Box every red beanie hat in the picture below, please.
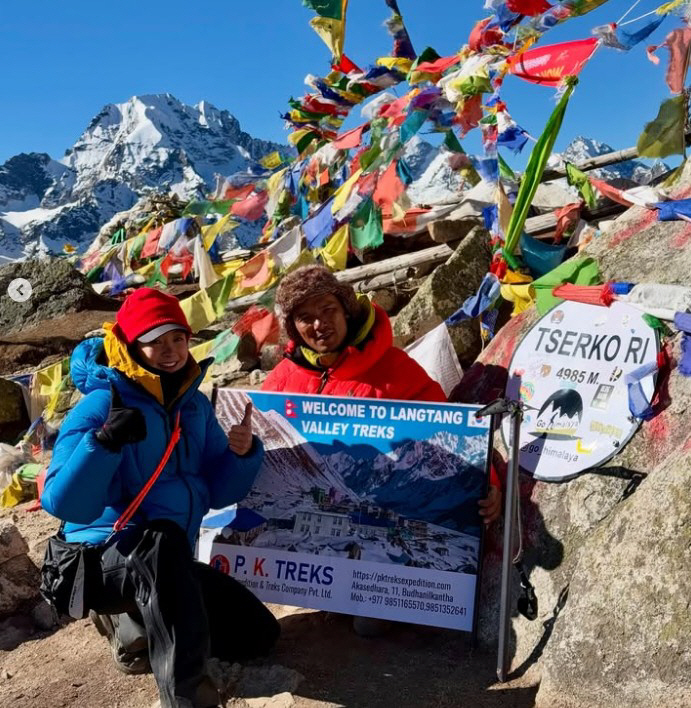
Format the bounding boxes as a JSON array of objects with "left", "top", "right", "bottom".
[{"left": 114, "top": 288, "right": 191, "bottom": 345}]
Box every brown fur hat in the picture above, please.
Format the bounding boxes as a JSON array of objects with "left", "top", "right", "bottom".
[{"left": 275, "top": 265, "right": 362, "bottom": 343}]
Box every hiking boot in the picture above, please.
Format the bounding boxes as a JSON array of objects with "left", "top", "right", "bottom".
[{"left": 89, "top": 611, "right": 151, "bottom": 675}]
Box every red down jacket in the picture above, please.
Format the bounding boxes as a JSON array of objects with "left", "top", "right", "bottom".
[
  {"left": 262, "top": 303, "right": 446, "bottom": 401},
  {"left": 262, "top": 303, "right": 500, "bottom": 489}
]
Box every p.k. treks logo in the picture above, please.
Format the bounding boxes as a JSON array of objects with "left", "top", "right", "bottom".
[{"left": 529, "top": 389, "right": 584, "bottom": 440}]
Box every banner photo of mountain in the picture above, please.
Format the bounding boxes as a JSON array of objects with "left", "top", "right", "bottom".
[{"left": 203, "top": 389, "right": 490, "bottom": 631}]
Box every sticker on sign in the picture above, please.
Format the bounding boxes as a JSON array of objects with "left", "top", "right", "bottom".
[{"left": 502, "top": 301, "right": 659, "bottom": 482}]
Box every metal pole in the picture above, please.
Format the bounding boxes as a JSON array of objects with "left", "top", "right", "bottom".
[
  {"left": 471, "top": 413, "right": 499, "bottom": 649},
  {"left": 496, "top": 405, "right": 522, "bottom": 682}
]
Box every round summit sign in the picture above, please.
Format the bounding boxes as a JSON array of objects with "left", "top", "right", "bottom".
[{"left": 502, "top": 300, "right": 659, "bottom": 482}]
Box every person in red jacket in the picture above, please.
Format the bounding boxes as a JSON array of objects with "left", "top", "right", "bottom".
[{"left": 262, "top": 265, "right": 501, "bottom": 635}]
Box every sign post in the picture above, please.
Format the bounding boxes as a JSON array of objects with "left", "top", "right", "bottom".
[
  {"left": 203, "top": 390, "right": 492, "bottom": 634},
  {"left": 502, "top": 301, "right": 659, "bottom": 481}
]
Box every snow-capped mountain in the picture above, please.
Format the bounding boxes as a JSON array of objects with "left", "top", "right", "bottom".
[
  {"left": 0, "top": 94, "right": 285, "bottom": 260},
  {"left": 550, "top": 136, "right": 668, "bottom": 184}
]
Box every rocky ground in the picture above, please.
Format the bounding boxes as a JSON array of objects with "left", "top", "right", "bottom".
[{"left": 0, "top": 503, "right": 538, "bottom": 708}]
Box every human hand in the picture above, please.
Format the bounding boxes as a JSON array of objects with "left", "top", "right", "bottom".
[
  {"left": 478, "top": 485, "right": 502, "bottom": 526},
  {"left": 228, "top": 402, "right": 253, "bottom": 456},
  {"left": 95, "top": 386, "right": 147, "bottom": 452}
]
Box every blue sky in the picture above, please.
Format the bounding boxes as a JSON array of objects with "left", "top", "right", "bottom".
[{"left": 0, "top": 1, "right": 679, "bottom": 165}]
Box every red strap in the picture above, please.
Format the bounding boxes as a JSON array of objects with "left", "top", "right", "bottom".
[{"left": 113, "top": 412, "right": 182, "bottom": 533}]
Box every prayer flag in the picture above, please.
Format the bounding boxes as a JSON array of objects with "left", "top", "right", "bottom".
[
  {"left": 332, "top": 123, "right": 369, "bottom": 149},
  {"left": 508, "top": 38, "right": 598, "bottom": 86},
  {"left": 236, "top": 251, "right": 274, "bottom": 290},
  {"left": 507, "top": 0, "right": 552, "bottom": 15},
  {"left": 230, "top": 191, "right": 269, "bottom": 221},
  {"left": 373, "top": 160, "right": 405, "bottom": 214},
  {"left": 565, "top": 163, "right": 597, "bottom": 209},
  {"left": 637, "top": 95, "right": 687, "bottom": 158},
  {"left": 180, "top": 290, "right": 217, "bottom": 332},
  {"left": 318, "top": 223, "right": 349, "bottom": 271},
  {"left": 648, "top": 28, "right": 691, "bottom": 94},
  {"left": 303, "top": 199, "right": 336, "bottom": 248},
  {"left": 266, "top": 226, "right": 303, "bottom": 270},
  {"left": 503, "top": 81, "right": 576, "bottom": 264},
  {"left": 259, "top": 151, "right": 284, "bottom": 169},
  {"left": 589, "top": 177, "right": 634, "bottom": 207},
  {"left": 140, "top": 227, "right": 163, "bottom": 260},
  {"left": 351, "top": 198, "right": 384, "bottom": 250}
]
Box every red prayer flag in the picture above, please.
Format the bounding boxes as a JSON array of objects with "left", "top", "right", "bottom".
[
  {"left": 224, "top": 184, "right": 255, "bottom": 201},
  {"left": 507, "top": 0, "right": 552, "bottom": 15},
  {"left": 468, "top": 19, "right": 505, "bottom": 52},
  {"left": 373, "top": 161, "right": 404, "bottom": 216},
  {"left": 161, "top": 251, "right": 194, "bottom": 280},
  {"left": 230, "top": 191, "right": 269, "bottom": 221},
  {"left": 140, "top": 227, "right": 163, "bottom": 260},
  {"left": 508, "top": 38, "right": 598, "bottom": 86},
  {"left": 554, "top": 202, "right": 582, "bottom": 243},
  {"left": 648, "top": 28, "right": 691, "bottom": 95},
  {"left": 332, "top": 123, "right": 369, "bottom": 150},
  {"left": 232, "top": 306, "right": 280, "bottom": 350},
  {"left": 589, "top": 177, "right": 634, "bottom": 207},
  {"left": 414, "top": 54, "right": 462, "bottom": 74},
  {"left": 332, "top": 54, "right": 362, "bottom": 74}
]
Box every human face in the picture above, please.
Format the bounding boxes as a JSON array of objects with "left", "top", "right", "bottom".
[
  {"left": 136, "top": 329, "right": 189, "bottom": 373},
  {"left": 292, "top": 293, "right": 349, "bottom": 353}
]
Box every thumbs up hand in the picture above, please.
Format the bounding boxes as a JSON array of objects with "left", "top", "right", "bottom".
[{"left": 228, "top": 402, "right": 253, "bottom": 456}]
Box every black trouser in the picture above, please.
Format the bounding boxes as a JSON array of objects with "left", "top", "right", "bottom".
[{"left": 91, "top": 520, "right": 280, "bottom": 707}]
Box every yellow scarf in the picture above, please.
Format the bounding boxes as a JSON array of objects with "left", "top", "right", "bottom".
[{"left": 102, "top": 322, "right": 201, "bottom": 406}]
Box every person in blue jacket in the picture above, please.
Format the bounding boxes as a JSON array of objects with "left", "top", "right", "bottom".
[{"left": 42, "top": 287, "right": 279, "bottom": 708}]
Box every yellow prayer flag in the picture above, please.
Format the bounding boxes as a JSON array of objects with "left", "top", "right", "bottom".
[
  {"left": 179, "top": 290, "right": 218, "bottom": 332},
  {"left": 288, "top": 128, "right": 314, "bottom": 147},
  {"left": 189, "top": 340, "right": 215, "bottom": 362},
  {"left": 309, "top": 16, "right": 345, "bottom": 59},
  {"left": 36, "top": 359, "right": 67, "bottom": 397},
  {"left": 213, "top": 259, "right": 245, "bottom": 277},
  {"left": 331, "top": 169, "right": 362, "bottom": 214},
  {"left": 259, "top": 151, "right": 284, "bottom": 169},
  {"left": 202, "top": 214, "right": 238, "bottom": 251},
  {"left": 500, "top": 283, "right": 535, "bottom": 317},
  {"left": 318, "top": 224, "right": 349, "bottom": 271},
  {"left": 376, "top": 56, "right": 414, "bottom": 73}
]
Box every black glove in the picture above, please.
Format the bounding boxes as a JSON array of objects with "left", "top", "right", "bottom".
[{"left": 95, "top": 386, "right": 147, "bottom": 452}]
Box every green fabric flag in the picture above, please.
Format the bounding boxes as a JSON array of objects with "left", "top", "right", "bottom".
[
  {"left": 110, "top": 227, "right": 126, "bottom": 245},
  {"left": 637, "top": 95, "right": 687, "bottom": 159},
  {"left": 565, "top": 162, "right": 597, "bottom": 209},
  {"left": 532, "top": 257, "right": 601, "bottom": 315},
  {"left": 503, "top": 80, "right": 576, "bottom": 266},
  {"left": 129, "top": 232, "right": 147, "bottom": 261},
  {"left": 86, "top": 266, "right": 104, "bottom": 283},
  {"left": 145, "top": 258, "right": 167, "bottom": 287},
  {"left": 498, "top": 153, "right": 516, "bottom": 182},
  {"left": 211, "top": 330, "right": 240, "bottom": 364},
  {"left": 302, "top": 0, "right": 342, "bottom": 18},
  {"left": 444, "top": 129, "right": 464, "bottom": 153},
  {"left": 351, "top": 198, "right": 383, "bottom": 251},
  {"left": 567, "top": 0, "right": 610, "bottom": 17},
  {"left": 207, "top": 273, "right": 235, "bottom": 317}
]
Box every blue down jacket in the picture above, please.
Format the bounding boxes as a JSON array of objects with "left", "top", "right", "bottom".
[{"left": 42, "top": 338, "right": 263, "bottom": 546}]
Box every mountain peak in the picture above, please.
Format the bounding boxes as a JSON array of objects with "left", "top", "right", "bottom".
[{"left": 0, "top": 94, "right": 285, "bottom": 259}]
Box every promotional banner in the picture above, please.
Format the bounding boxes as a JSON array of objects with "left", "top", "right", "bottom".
[
  {"left": 508, "top": 38, "right": 599, "bottom": 86},
  {"left": 203, "top": 391, "right": 491, "bottom": 632},
  {"left": 503, "top": 301, "right": 659, "bottom": 482}
]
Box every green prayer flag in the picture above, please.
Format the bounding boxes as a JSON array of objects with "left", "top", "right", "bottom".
[
  {"left": 210, "top": 330, "right": 240, "bottom": 364},
  {"left": 350, "top": 198, "right": 383, "bottom": 251},
  {"left": 130, "top": 232, "right": 147, "bottom": 261},
  {"left": 503, "top": 80, "right": 576, "bottom": 265},
  {"left": 498, "top": 153, "right": 516, "bottom": 182},
  {"left": 637, "top": 95, "right": 687, "bottom": 159},
  {"left": 444, "top": 129, "right": 464, "bottom": 153},
  {"left": 207, "top": 273, "right": 235, "bottom": 317},
  {"left": 532, "top": 257, "right": 601, "bottom": 315},
  {"left": 302, "top": 0, "right": 343, "bottom": 19},
  {"left": 110, "top": 227, "right": 126, "bottom": 245},
  {"left": 86, "top": 266, "right": 104, "bottom": 283},
  {"left": 145, "top": 258, "right": 167, "bottom": 287},
  {"left": 565, "top": 163, "right": 597, "bottom": 209}
]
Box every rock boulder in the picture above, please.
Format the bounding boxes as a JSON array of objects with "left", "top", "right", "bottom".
[{"left": 392, "top": 226, "right": 491, "bottom": 367}]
